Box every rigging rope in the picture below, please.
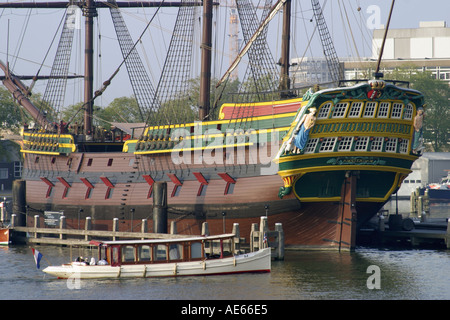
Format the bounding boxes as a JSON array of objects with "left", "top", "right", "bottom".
[
  {"left": 108, "top": 0, "right": 159, "bottom": 122},
  {"left": 67, "top": 0, "right": 166, "bottom": 128}
]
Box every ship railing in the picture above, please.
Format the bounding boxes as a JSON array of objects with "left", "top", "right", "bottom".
[{"left": 338, "top": 79, "right": 410, "bottom": 88}]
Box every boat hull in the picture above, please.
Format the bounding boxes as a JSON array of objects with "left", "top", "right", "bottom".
[
  {"left": 421, "top": 188, "right": 450, "bottom": 201},
  {"left": 43, "top": 247, "right": 271, "bottom": 279},
  {"left": 21, "top": 149, "right": 389, "bottom": 249},
  {"left": 0, "top": 228, "right": 9, "bottom": 246}
]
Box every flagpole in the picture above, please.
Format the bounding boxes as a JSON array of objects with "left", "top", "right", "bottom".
[{"left": 31, "top": 247, "right": 52, "bottom": 269}]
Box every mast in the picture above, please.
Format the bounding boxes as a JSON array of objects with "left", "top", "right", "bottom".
[
  {"left": 199, "top": 0, "right": 213, "bottom": 121},
  {"left": 375, "top": 0, "right": 395, "bottom": 79},
  {"left": 279, "top": 0, "right": 291, "bottom": 95},
  {"left": 83, "top": 0, "right": 97, "bottom": 137},
  {"left": 0, "top": 1, "right": 204, "bottom": 133}
]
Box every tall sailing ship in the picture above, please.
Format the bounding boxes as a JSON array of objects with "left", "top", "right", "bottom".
[{"left": 0, "top": 0, "right": 425, "bottom": 250}]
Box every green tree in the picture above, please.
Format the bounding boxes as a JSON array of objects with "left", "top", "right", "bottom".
[
  {"left": 385, "top": 67, "right": 450, "bottom": 151},
  {"left": 0, "top": 87, "right": 30, "bottom": 131}
]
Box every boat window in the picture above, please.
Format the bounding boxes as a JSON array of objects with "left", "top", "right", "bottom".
[
  {"left": 363, "top": 102, "right": 377, "bottom": 117},
  {"left": 111, "top": 246, "right": 120, "bottom": 265},
  {"left": 331, "top": 102, "right": 348, "bottom": 118},
  {"left": 154, "top": 244, "right": 167, "bottom": 261},
  {"left": 399, "top": 139, "right": 409, "bottom": 154},
  {"left": 348, "top": 102, "right": 363, "bottom": 118},
  {"left": 169, "top": 244, "right": 183, "bottom": 261},
  {"left": 391, "top": 103, "right": 403, "bottom": 119},
  {"left": 370, "top": 137, "right": 383, "bottom": 152},
  {"left": 138, "top": 245, "right": 152, "bottom": 262},
  {"left": 337, "top": 137, "right": 353, "bottom": 151},
  {"left": 404, "top": 103, "right": 413, "bottom": 120},
  {"left": 377, "top": 102, "right": 390, "bottom": 118},
  {"left": 385, "top": 138, "right": 397, "bottom": 153},
  {"left": 190, "top": 242, "right": 203, "bottom": 259},
  {"left": 122, "top": 245, "right": 135, "bottom": 262},
  {"left": 354, "top": 137, "right": 369, "bottom": 151},
  {"left": 303, "top": 138, "right": 319, "bottom": 154},
  {"left": 317, "top": 103, "right": 332, "bottom": 119},
  {"left": 319, "top": 137, "right": 337, "bottom": 152}
]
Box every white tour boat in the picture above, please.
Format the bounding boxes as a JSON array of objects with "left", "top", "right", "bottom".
[{"left": 43, "top": 234, "right": 271, "bottom": 279}]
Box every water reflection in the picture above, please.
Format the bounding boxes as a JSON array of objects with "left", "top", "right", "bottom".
[{"left": 1, "top": 244, "right": 449, "bottom": 300}]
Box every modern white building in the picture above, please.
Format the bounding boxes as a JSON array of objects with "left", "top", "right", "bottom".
[{"left": 344, "top": 21, "right": 450, "bottom": 84}]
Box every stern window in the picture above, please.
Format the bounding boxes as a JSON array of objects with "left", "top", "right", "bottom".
[
  {"left": 317, "top": 103, "right": 332, "bottom": 119},
  {"left": 348, "top": 102, "right": 363, "bottom": 118},
  {"left": 363, "top": 102, "right": 377, "bottom": 118},
  {"left": 331, "top": 102, "right": 348, "bottom": 118}
]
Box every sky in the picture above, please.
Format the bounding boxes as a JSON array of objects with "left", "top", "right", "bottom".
[{"left": 1, "top": 0, "right": 449, "bottom": 109}]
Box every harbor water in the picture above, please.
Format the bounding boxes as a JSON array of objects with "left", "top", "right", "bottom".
[{"left": 1, "top": 244, "right": 449, "bottom": 301}]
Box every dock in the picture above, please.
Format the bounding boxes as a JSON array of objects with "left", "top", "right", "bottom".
[
  {"left": 358, "top": 213, "right": 450, "bottom": 249},
  {"left": 6, "top": 214, "right": 285, "bottom": 259}
]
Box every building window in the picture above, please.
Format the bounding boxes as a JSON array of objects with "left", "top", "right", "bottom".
[
  {"left": 363, "top": 102, "right": 377, "bottom": 118},
  {"left": 14, "top": 162, "right": 22, "bottom": 178},
  {"left": 338, "top": 137, "right": 353, "bottom": 151},
  {"left": 319, "top": 137, "right": 337, "bottom": 152},
  {"left": 348, "top": 102, "right": 363, "bottom": 118},
  {"left": 317, "top": 103, "right": 332, "bottom": 119},
  {"left": 0, "top": 168, "right": 8, "bottom": 180}
]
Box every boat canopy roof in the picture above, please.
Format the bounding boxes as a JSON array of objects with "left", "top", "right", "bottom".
[{"left": 89, "top": 233, "right": 236, "bottom": 246}]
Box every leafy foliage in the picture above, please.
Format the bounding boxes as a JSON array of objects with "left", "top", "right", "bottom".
[{"left": 385, "top": 67, "right": 450, "bottom": 151}]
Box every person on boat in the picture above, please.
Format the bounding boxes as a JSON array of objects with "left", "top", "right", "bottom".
[
  {"left": 292, "top": 107, "right": 317, "bottom": 152},
  {"left": 412, "top": 107, "right": 424, "bottom": 154},
  {"left": 97, "top": 259, "right": 108, "bottom": 265}
]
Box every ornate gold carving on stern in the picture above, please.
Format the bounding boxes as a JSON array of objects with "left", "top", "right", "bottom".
[
  {"left": 278, "top": 174, "right": 298, "bottom": 199},
  {"left": 367, "top": 79, "right": 385, "bottom": 100}
]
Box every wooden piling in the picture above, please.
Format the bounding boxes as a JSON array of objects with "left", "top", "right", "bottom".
[
  {"left": 153, "top": 182, "right": 167, "bottom": 233},
  {"left": 170, "top": 221, "right": 177, "bottom": 234},
  {"left": 85, "top": 217, "right": 92, "bottom": 241},
  {"left": 33, "top": 215, "right": 40, "bottom": 238},
  {"left": 275, "top": 223, "right": 284, "bottom": 260},
  {"left": 232, "top": 223, "right": 240, "bottom": 254},
  {"left": 250, "top": 223, "right": 259, "bottom": 252},
  {"left": 113, "top": 217, "right": 119, "bottom": 240},
  {"left": 12, "top": 180, "right": 26, "bottom": 226},
  {"left": 259, "top": 216, "right": 268, "bottom": 249},
  {"left": 201, "top": 222, "right": 210, "bottom": 236},
  {"left": 59, "top": 216, "right": 66, "bottom": 240}
]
